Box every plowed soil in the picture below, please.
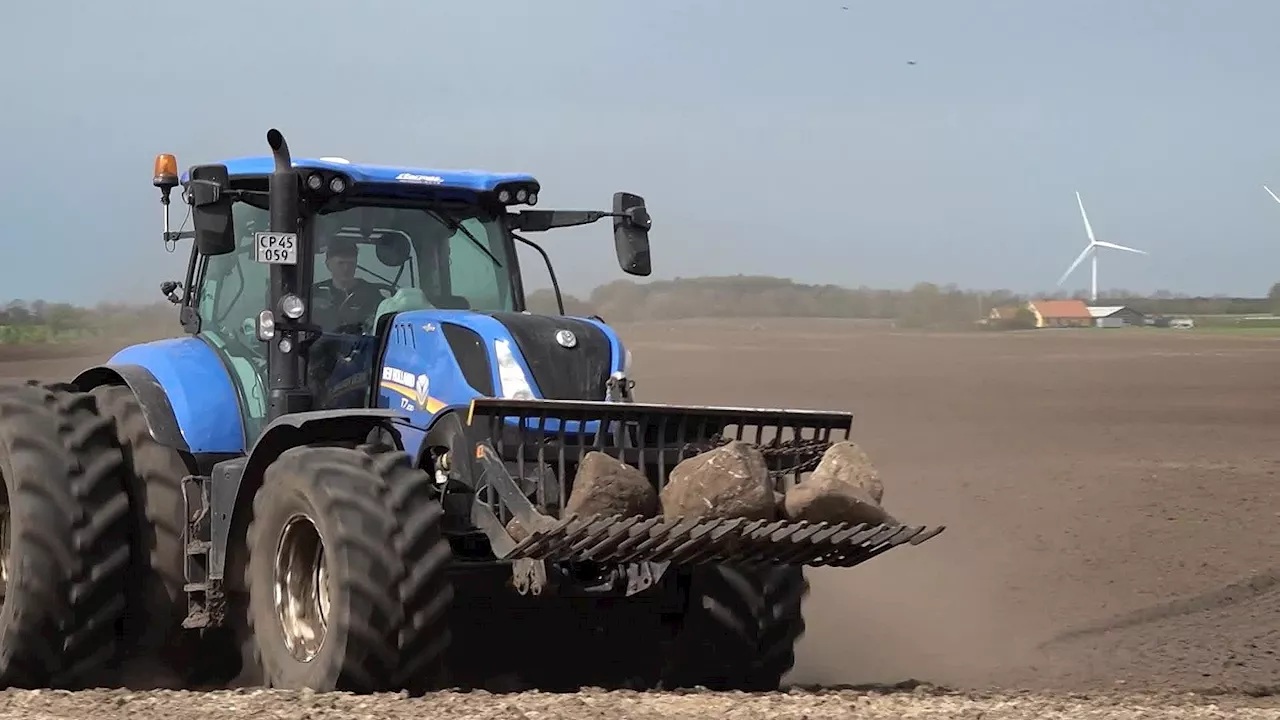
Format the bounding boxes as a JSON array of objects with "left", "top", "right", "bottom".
[{"left": 3, "top": 318, "right": 1278, "bottom": 718}]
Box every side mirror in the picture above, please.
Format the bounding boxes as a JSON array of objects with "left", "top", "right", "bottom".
[
  {"left": 612, "top": 192, "right": 652, "bottom": 277},
  {"left": 189, "top": 164, "right": 236, "bottom": 256}
]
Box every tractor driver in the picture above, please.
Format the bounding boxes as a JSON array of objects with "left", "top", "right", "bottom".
[{"left": 310, "top": 237, "right": 390, "bottom": 334}]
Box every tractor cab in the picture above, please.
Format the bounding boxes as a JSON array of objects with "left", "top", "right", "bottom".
[{"left": 151, "top": 132, "right": 652, "bottom": 443}]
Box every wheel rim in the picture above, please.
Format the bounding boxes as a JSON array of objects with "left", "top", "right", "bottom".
[{"left": 274, "top": 513, "right": 329, "bottom": 663}]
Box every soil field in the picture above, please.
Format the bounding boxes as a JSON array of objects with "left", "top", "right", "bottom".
[{"left": 2, "top": 318, "right": 1279, "bottom": 718}]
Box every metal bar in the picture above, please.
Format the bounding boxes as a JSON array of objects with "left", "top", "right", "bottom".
[
  {"left": 501, "top": 513, "right": 945, "bottom": 569},
  {"left": 489, "top": 445, "right": 828, "bottom": 475},
  {"left": 582, "top": 516, "right": 664, "bottom": 561},
  {"left": 468, "top": 397, "right": 854, "bottom": 428},
  {"left": 470, "top": 501, "right": 519, "bottom": 559},
  {"left": 473, "top": 443, "right": 558, "bottom": 533}
]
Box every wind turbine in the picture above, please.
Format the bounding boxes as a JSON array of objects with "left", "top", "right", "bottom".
[
  {"left": 1056, "top": 191, "right": 1148, "bottom": 303},
  {"left": 1264, "top": 185, "right": 1280, "bottom": 205}
]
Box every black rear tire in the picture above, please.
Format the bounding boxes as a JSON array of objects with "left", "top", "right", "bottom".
[
  {"left": 661, "top": 563, "right": 809, "bottom": 691},
  {"left": 247, "top": 445, "right": 452, "bottom": 692},
  {"left": 0, "top": 383, "right": 131, "bottom": 688},
  {"left": 88, "top": 384, "right": 193, "bottom": 686}
]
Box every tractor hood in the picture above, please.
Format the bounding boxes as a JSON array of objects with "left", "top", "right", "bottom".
[{"left": 370, "top": 309, "right": 627, "bottom": 421}]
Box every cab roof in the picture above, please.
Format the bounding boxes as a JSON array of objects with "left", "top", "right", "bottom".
[{"left": 180, "top": 155, "right": 538, "bottom": 193}]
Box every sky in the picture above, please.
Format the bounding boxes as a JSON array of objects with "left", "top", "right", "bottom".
[{"left": 3, "top": 0, "right": 1280, "bottom": 305}]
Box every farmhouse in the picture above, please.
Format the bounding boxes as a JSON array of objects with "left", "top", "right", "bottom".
[
  {"left": 987, "top": 305, "right": 1025, "bottom": 322},
  {"left": 1028, "top": 299, "right": 1093, "bottom": 328},
  {"left": 1088, "top": 305, "right": 1146, "bottom": 328}
]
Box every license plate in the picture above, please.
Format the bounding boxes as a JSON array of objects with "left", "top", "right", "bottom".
[{"left": 254, "top": 232, "right": 298, "bottom": 265}]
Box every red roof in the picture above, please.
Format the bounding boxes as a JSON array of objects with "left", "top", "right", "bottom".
[{"left": 1031, "top": 299, "right": 1092, "bottom": 319}]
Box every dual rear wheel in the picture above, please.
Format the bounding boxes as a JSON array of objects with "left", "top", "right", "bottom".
[
  {"left": 0, "top": 382, "right": 454, "bottom": 693},
  {"left": 0, "top": 383, "right": 131, "bottom": 689}
]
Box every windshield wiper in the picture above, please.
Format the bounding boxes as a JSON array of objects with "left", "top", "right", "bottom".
[{"left": 424, "top": 208, "right": 503, "bottom": 268}]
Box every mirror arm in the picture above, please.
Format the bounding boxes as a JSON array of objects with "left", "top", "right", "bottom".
[
  {"left": 512, "top": 233, "right": 565, "bottom": 315},
  {"left": 512, "top": 209, "right": 632, "bottom": 232}
]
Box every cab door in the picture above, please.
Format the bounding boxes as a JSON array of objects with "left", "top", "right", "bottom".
[{"left": 193, "top": 202, "right": 271, "bottom": 446}]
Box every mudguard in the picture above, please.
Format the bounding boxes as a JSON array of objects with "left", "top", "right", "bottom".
[
  {"left": 213, "top": 408, "right": 414, "bottom": 582},
  {"left": 74, "top": 336, "right": 245, "bottom": 454}
]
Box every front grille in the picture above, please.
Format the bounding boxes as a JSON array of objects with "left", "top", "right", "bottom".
[{"left": 489, "top": 312, "right": 612, "bottom": 401}]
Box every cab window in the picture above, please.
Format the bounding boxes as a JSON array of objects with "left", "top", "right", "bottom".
[{"left": 197, "top": 201, "right": 270, "bottom": 350}]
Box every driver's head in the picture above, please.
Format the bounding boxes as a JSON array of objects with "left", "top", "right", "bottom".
[{"left": 325, "top": 238, "right": 359, "bottom": 288}]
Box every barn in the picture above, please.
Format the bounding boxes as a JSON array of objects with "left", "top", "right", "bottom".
[
  {"left": 1088, "top": 305, "right": 1146, "bottom": 328},
  {"left": 1028, "top": 299, "right": 1094, "bottom": 328}
]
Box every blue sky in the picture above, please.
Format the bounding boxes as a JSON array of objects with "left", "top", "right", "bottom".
[{"left": 3, "top": 0, "right": 1279, "bottom": 304}]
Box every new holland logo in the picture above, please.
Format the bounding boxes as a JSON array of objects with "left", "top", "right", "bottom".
[
  {"left": 382, "top": 366, "right": 431, "bottom": 409},
  {"left": 414, "top": 373, "right": 430, "bottom": 407},
  {"left": 383, "top": 366, "right": 416, "bottom": 387},
  {"left": 555, "top": 329, "right": 577, "bottom": 348}
]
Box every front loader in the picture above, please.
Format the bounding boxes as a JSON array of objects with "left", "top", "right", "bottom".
[{"left": 0, "top": 128, "right": 943, "bottom": 693}]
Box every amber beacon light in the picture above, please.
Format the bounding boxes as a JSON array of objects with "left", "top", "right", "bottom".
[{"left": 153, "top": 153, "right": 179, "bottom": 190}]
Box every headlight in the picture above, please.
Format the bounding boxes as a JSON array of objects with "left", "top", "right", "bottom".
[
  {"left": 280, "top": 293, "right": 305, "bottom": 319},
  {"left": 493, "top": 339, "right": 536, "bottom": 400},
  {"left": 256, "top": 310, "right": 275, "bottom": 341}
]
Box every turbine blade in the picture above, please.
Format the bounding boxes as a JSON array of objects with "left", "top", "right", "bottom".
[
  {"left": 1094, "top": 240, "right": 1148, "bottom": 255},
  {"left": 1057, "top": 245, "right": 1093, "bottom": 286},
  {"left": 1076, "top": 191, "right": 1098, "bottom": 244},
  {"left": 1265, "top": 185, "right": 1280, "bottom": 205}
]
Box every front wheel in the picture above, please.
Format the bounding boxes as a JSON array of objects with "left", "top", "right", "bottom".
[{"left": 247, "top": 446, "right": 408, "bottom": 692}]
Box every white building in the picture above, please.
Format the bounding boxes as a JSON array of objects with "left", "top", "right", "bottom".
[{"left": 1088, "top": 305, "right": 1145, "bottom": 328}]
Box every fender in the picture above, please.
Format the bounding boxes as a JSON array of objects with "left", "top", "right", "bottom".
[
  {"left": 73, "top": 363, "right": 191, "bottom": 454},
  {"left": 77, "top": 336, "right": 246, "bottom": 454},
  {"left": 415, "top": 406, "right": 472, "bottom": 474},
  {"left": 213, "top": 408, "right": 410, "bottom": 584}
]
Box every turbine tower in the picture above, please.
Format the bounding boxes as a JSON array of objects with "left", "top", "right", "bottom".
[{"left": 1056, "top": 191, "right": 1148, "bottom": 303}]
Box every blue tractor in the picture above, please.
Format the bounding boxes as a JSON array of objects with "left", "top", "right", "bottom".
[{"left": 0, "top": 129, "right": 942, "bottom": 693}]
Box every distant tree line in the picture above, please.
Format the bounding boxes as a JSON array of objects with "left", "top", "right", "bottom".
[
  {"left": 527, "top": 276, "right": 1280, "bottom": 329},
  {"left": 0, "top": 300, "right": 172, "bottom": 344},
  {"left": 5, "top": 276, "right": 1280, "bottom": 344}
]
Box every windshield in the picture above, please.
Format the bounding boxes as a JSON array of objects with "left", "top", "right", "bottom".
[
  {"left": 309, "top": 203, "right": 516, "bottom": 315},
  {"left": 194, "top": 199, "right": 521, "bottom": 428},
  {"left": 198, "top": 199, "right": 520, "bottom": 355}
]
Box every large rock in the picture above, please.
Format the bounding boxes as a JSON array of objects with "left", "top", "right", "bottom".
[
  {"left": 660, "top": 440, "right": 777, "bottom": 521},
  {"left": 783, "top": 483, "right": 894, "bottom": 526},
  {"left": 815, "top": 440, "right": 884, "bottom": 503},
  {"left": 783, "top": 441, "right": 895, "bottom": 525},
  {"left": 563, "top": 451, "right": 659, "bottom": 518}
]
